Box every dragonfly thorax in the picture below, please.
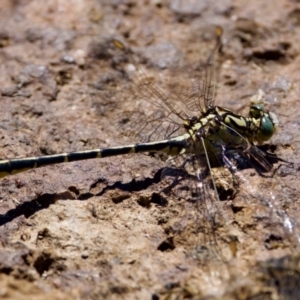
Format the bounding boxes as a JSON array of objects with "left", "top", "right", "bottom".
[{"left": 205, "top": 105, "right": 279, "bottom": 145}]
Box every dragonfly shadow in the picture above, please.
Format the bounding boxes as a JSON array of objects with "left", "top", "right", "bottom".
[
  {"left": 0, "top": 169, "right": 166, "bottom": 226},
  {"left": 88, "top": 169, "right": 168, "bottom": 206},
  {"left": 0, "top": 193, "right": 66, "bottom": 226}
]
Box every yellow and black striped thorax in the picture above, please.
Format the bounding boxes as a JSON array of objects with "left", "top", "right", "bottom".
[
  {"left": 183, "top": 104, "right": 278, "bottom": 147},
  {"left": 216, "top": 104, "right": 278, "bottom": 144}
]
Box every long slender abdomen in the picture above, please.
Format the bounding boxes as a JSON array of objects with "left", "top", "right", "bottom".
[{"left": 0, "top": 137, "right": 188, "bottom": 178}]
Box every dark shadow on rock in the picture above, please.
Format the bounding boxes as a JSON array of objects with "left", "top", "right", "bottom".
[
  {"left": 0, "top": 191, "right": 75, "bottom": 226},
  {"left": 0, "top": 170, "right": 164, "bottom": 226}
]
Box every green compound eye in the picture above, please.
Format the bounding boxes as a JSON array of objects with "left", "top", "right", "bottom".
[
  {"left": 249, "top": 104, "right": 279, "bottom": 143},
  {"left": 258, "top": 111, "right": 279, "bottom": 142},
  {"left": 258, "top": 115, "right": 276, "bottom": 141}
]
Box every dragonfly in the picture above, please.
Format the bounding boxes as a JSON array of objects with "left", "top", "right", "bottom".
[
  {"left": 0, "top": 29, "right": 278, "bottom": 180},
  {"left": 0, "top": 86, "right": 278, "bottom": 175},
  {"left": 0, "top": 28, "right": 283, "bottom": 261}
]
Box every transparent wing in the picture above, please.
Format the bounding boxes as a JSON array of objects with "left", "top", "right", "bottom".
[
  {"left": 113, "top": 64, "right": 217, "bottom": 142},
  {"left": 109, "top": 34, "right": 220, "bottom": 143},
  {"left": 178, "top": 25, "right": 222, "bottom": 112},
  {"left": 113, "top": 66, "right": 189, "bottom": 142},
  {"left": 160, "top": 137, "right": 234, "bottom": 261},
  {"left": 167, "top": 64, "right": 216, "bottom": 113}
]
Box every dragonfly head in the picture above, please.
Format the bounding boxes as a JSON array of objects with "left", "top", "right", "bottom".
[{"left": 249, "top": 104, "right": 279, "bottom": 144}]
